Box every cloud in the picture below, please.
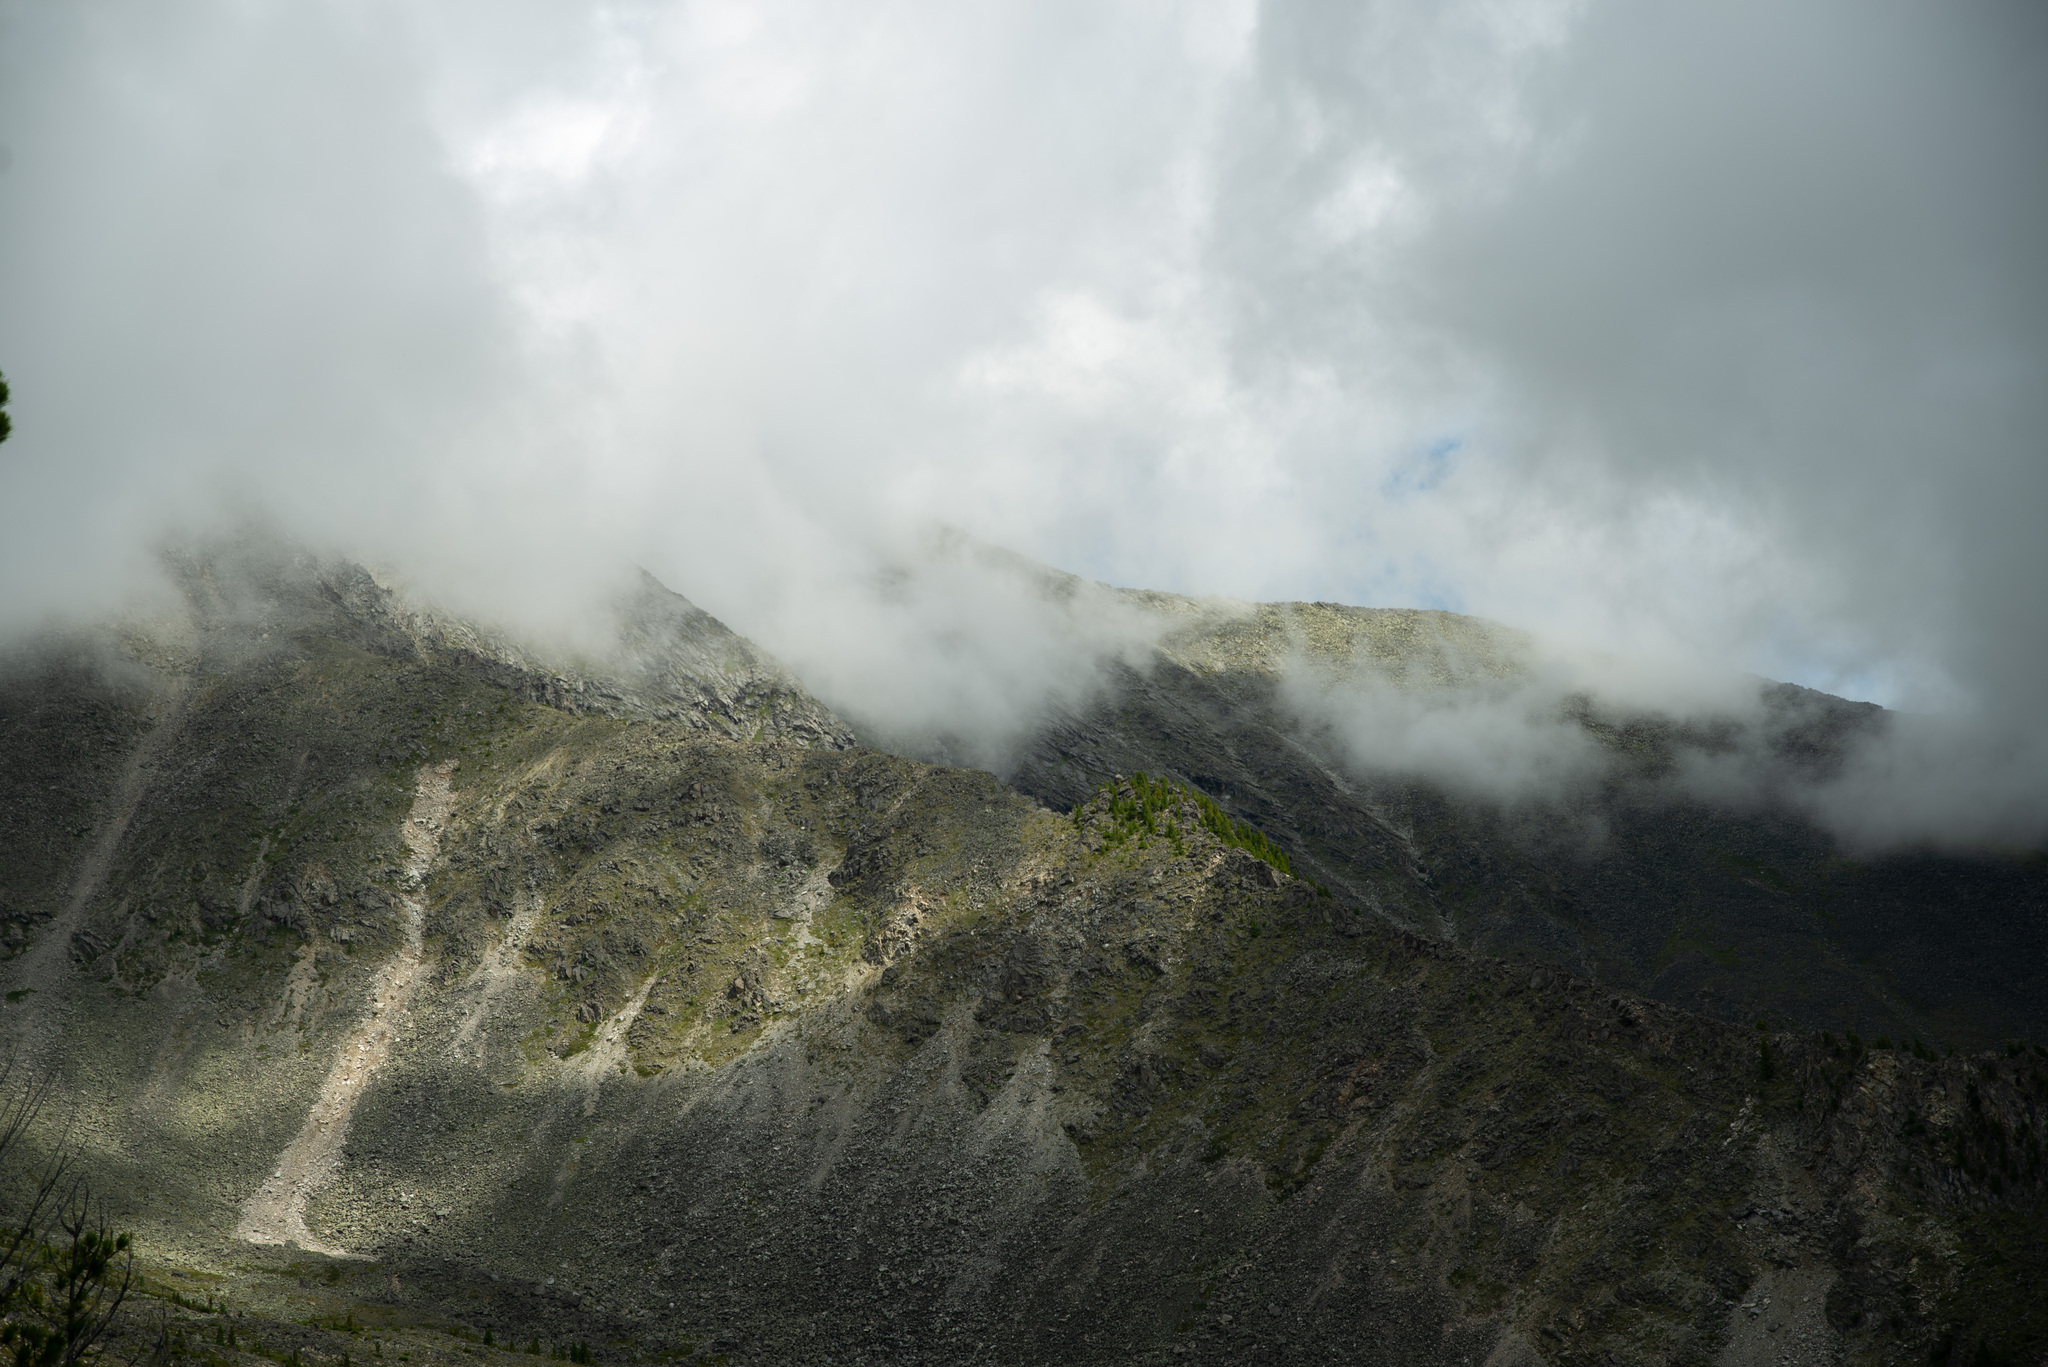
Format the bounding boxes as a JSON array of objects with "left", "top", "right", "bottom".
[
  {"left": 1271, "top": 619, "right": 1769, "bottom": 813},
  {"left": 758, "top": 530, "right": 1178, "bottom": 775},
  {"left": 0, "top": 0, "right": 2042, "bottom": 843}
]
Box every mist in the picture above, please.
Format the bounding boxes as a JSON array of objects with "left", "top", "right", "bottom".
[{"left": 0, "top": 0, "right": 2043, "bottom": 847}]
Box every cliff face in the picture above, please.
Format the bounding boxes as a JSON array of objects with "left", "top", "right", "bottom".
[{"left": 0, "top": 547, "right": 2043, "bottom": 1367}]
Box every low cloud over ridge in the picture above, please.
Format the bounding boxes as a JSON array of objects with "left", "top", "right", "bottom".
[{"left": 0, "top": 0, "right": 2042, "bottom": 846}]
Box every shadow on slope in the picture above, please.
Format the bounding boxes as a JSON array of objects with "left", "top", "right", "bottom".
[{"left": 998, "top": 627, "right": 2048, "bottom": 1051}]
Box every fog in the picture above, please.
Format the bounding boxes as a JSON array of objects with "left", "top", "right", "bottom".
[{"left": 0, "top": 0, "right": 2042, "bottom": 846}]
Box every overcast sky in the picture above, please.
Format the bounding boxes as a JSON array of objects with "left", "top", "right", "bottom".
[{"left": 2, "top": 0, "right": 2044, "bottom": 837}]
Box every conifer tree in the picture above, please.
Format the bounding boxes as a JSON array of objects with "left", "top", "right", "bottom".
[{"left": 0, "top": 1066, "right": 137, "bottom": 1367}]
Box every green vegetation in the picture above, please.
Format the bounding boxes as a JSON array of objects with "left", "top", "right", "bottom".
[
  {"left": 1657, "top": 923, "right": 1739, "bottom": 971},
  {"left": 0, "top": 1073, "right": 137, "bottom": 1367},
  {"left": 1084, "top": 772, "right": 1292, "bottom": 877}
]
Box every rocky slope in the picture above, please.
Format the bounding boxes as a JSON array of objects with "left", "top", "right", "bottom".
[
  {"left": 941, "top": 568, "right": 2048, "bottom": 1053},
  {"left": 0, "top": 544, "right": 2043, "bottom": 1367}
]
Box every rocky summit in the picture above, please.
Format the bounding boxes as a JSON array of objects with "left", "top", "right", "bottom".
[{"left": 0, "top": 539, "right": 2043, "bottom": 1367}]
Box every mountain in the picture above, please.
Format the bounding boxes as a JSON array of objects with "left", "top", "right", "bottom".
[
  {"left": 870, "top": 540, "right": 2047, "bottom": 1050},
  {"left": 0, "top": 537, "right": 2042, "bottom": 1367}
]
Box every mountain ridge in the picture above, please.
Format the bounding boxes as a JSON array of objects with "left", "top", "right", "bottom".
[
  {"left": 886, "top": 553, "right": 2044, "bottom": 1051},
  {"left": 0, "top": 537, "right": 2042, "bottom": 1367}
]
